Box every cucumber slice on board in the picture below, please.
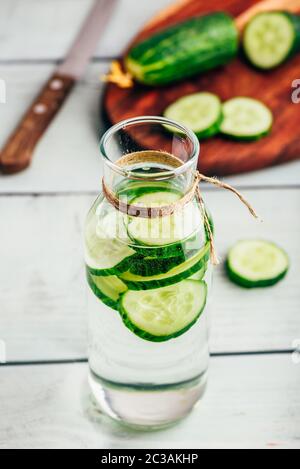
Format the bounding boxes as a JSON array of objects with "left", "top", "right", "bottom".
[
  {"left": 87, "top": 272, "right": 127, "bottom": 310},
  {"left": 220, "top": 97, "right": 273, "bottom": 141},
  {"left": 120, "top": 243, "right": 210, "bottom": 290},
  {"left": 119, "top": 280, "right": 207, "bottom": 342},
  {"left": 164, "top": 92, "right": 223, "bottom": 139},
  {"left": 226, "top": 239, "right": 289, "bottom": 288},
  {"left": 243, "top": 12, "right": 300, "bottom": 70},
  {"left": 85, "top": 212, "right": 137, "bottom": 276}
]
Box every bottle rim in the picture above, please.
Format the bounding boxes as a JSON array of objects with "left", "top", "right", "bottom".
[{"left": 99, "top": 116, "right": 200, "bottom": 180}]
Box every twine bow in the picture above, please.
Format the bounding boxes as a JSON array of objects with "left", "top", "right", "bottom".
[{"left": 102, "top": 152, "right": 259, "bottom": 265}]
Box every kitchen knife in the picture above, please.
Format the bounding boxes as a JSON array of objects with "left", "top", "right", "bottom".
[{"left": 0, "top": 0, "right": 118, "bottom": 174}]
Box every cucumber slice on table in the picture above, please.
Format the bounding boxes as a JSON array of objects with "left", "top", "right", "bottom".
[
  {"left": 164, "top": 92, "right": 223, "bottom": 139},
  {"left": 120, "top": 242, "right": 210, "bottom": 290},
  {"left": 226, "top": 239, "right": 289, "bottom": 288},
  {"left": 119, "top": 280, "right": 207, "bottom": 342},
  {"left": 243, "top": 12, "right": 300, "bottom": 70},
  {"left": 85, "top": 212, "right": 137, "bottom": 276},
  {"left": 220, "top": 97, "right": 273, "bottom": 141},
  {"left": 87, "top": 272, "right": 127, "bottom": 310}
]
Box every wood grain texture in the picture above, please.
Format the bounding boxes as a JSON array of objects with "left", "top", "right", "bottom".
[
  {"left": 0, "top": 189, "right": 299, "bottom": 362},
  {"left": 1, "top": 63, "right": 300, "bottom": 194},
  {"left": 104, "top": 0, "right": 300, "bottom": 176},
  {"left": 0, "top": 355, "right": 299, "bottom": 448},
  {"left": 0, "top": 73, "right": 75, "bottom": 174}
]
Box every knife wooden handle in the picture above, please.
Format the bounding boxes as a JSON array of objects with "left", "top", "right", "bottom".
[{"left": 0, "top": 73, "right": 75, "bottom": 174}]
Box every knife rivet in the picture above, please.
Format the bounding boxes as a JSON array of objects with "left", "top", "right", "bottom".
[
  {"left": 50, "top": 79, "right": 63, "bottom": 90},
  {"left": 34, "top": 103, "right": 47, "bottom": 114}
]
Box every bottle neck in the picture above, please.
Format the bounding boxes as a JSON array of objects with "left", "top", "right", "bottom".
[{"left": 102, "top": 150, "right": 197, "bottom": 196}]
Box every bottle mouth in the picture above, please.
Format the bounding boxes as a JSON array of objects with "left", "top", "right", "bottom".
[{"left": 99, "top": 116, "right": 200, "bottom": 180}]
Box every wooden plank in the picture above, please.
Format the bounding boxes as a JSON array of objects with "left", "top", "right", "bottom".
[
  {"left": 1, "top": 63, "right": 300, "bottom": 193},
  {"left": 210, "top": 187, "right": 300, "bottom": 352},
  {"left": 0, "top": 355, "right": 299, "bottom": 448},
  {"left": 0, "top": 63, "right": 103, "bottom": 193},
  {"left": 0, "top": 189, "right": 299, "bottom": 362},
  {"left": 0, "top": 195, "right": 90, "bottom": 362},
  {"left": 0, "top": 0, "right": 174, "bottom": 61}
]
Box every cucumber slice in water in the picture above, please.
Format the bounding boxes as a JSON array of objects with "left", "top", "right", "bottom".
[
  {"left": 85, "top": 211, "right": 137, "bottom": 276},
  {"left": 127, "top": 191, "right": 201, "bottom": 247},
  {"left": 164, "top": 92, "right": 223, "bottom": 138},
  {"left": 119, "top": 280, "right": 207, "bottom": 342},
  {"left": 189, "top": 264, "right": 207, "bottom": 281},
  {"left": 87, "top": 272, "right": 128, "bottom": 310},
  {"left": 120, "top": 242, "right": 210, "bottom": 290},
  {"left": 220, "top": 97, "right": 273, "bottom": 140},
  {"left": 118, "top": 181, "right": 181, "bottom": 203},
  {"left": 226, "top": 239, "right": 289, "bottom": 288},
  {"left": 129, "top": 253, "right": 190, "bottom": 277},
  {"left": 243, "top": 12, "right": 300, "bottom": 70}
]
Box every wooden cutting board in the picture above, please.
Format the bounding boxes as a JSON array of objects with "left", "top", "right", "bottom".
[{"left": 103, "top": 0, "right": 300, "bottom": 176}]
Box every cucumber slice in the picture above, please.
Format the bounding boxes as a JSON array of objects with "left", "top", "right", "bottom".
[
  {"left": 129, "top": 253, "right": 190, "bottom": 277},
  {"left": 132, "top": 190, "right": 181, "bottom": 207},
  {"left": 220, "top": 97, "right": 273, "bottom": 140},
  {"left": 87, "top": 272, "right": 128, "bottom": 310},
  {"left": 119, "top": 280, "right": 207, "bottom": 342},
  {"left": 164, "top": 92, "right": 223, "bottom": 139},
  {"left": 120, "top": 243, "right": 210, "bottom": 290},
  {"left": 131, "top": 230, "right": 204, "bottom": 259},
  {"left": 85, "top": 212, "right": 137, "bottom": 276},
  {"left": 118, "top": 181, "right": 181, "bottom": 203},
  {"left": 189, "top": 264, "right": 207, "bottom": 281},
  {"left": 243, "top": 12, "right": 300, "bottom": 70},
  {"left": 127, "top": 191, "right": 201, "bottom": 247},
  {"left": 226, "top": 239, "right": 289, "bottom": 288}
]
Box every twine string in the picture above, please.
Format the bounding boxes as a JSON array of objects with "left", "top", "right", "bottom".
[{"left": 102, "top": 152, "right": 258, "bottom": 266}]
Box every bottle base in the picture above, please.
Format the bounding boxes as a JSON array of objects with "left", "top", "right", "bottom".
[{"left": 88, "top": 370, "right": 208, "bottom": 430}]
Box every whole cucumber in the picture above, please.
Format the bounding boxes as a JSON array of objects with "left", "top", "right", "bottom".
[{"left": 125, "top": 12, "right": 238, "bottom": 86}]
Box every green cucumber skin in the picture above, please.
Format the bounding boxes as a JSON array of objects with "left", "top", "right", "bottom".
[
  {"left": 195, "top": 112, "right": 223, "bottom": 139},
  {"left": 86, "top": 271, "right": 118, "bottom": 310},
  {"left": 130, "top": 229, "right": 206, "bottom": 259},
  {"left": 119, "top": 281, "right": 207, "bottom": 342},
  {"left": 121, "top": 250, "right": 210, "bottom": 290},
  {"left": 86, "top": 254, "right": 136, "bottom": 277},
  {"left": 126, "top": 12, "right": 238, "bottom": 86},
  {"left": 205, "top": 209, "right": 214, "bottom": 240},
  {"left": 129, "top": 252, "right": 197, "bottom": 277},
  {"left": 118, "top": 186, "right": 181, "bottom": 203},
  {"left": 129, "top": 256, "right": 183, "bottom": 277},
  {"left": 221, "top": 128, "right": 271, "bottom": 142},
  {"left": 287, "top": 13, "right": 300, "bottom": 56},
  {"left": 225, "top": 261, "right": 288, "bottom": 288}
]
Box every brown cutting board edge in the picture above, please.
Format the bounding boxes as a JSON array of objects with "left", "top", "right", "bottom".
[{"left": 103, "top": 0, "right": 300, "bottom": 176}]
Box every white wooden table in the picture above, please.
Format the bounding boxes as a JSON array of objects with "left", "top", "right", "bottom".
[{"left": 0, "top": 0, "right": 300, "bottom": 449}]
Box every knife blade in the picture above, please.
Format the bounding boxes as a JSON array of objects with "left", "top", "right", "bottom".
[{"left": 0, "top": 0, "right": 118, "bottom": 174}]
